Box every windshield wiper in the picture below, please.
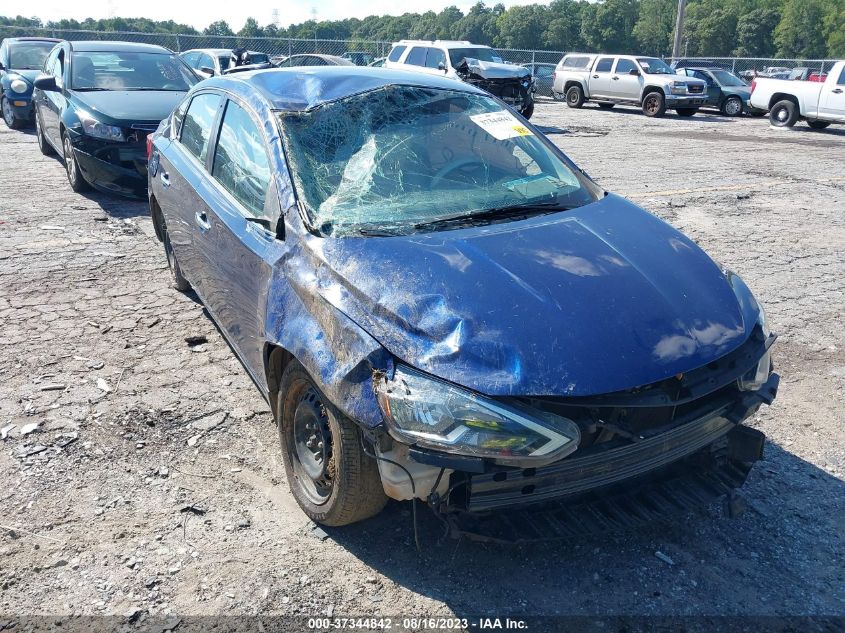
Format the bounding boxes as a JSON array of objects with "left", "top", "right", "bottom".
[
  {"left": 413, "top": 201, "right": 574, "bottom": 231},
  {"left": 73, "top": 87, "right": 109, "bottom": 92},
  {"left": 123, "top": 88, "right": 186, "bottom": 92}
]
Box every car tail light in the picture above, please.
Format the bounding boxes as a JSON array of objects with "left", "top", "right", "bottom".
[
  {"left": 750, "top": 79, "right": 756, "bottom": 95},
  {"left": 146, "top": 134, "right": 153, "bottom": 161}
]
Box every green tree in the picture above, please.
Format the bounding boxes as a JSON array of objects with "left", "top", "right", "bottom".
[
  {"left": 582, "top": 0, "right": 639, "bottom": 53},
  {"left": 632, "top": 0, "right": 676, "bottom": 56},
  {"left": 823, "top": 5, "right": 845, "bottom": 57},
  {"left": 494, "top": 4, "right": 549, "bottom": 49},
  {"left": 684, "top": 0, "right": 739, "bottom": 56},
  {"left": 774, "top": 0, "right": 828, "bottom": 58},
  {"left": 543, "top": 0, "right": 587, "bottom": 51},
  {"left": 451, "top": 2, "right": 499, "bottom": 45},
  {"left": 733, "top": 7, "right": 780, "bottom": 57},
  {"left": 238, "top": 17, "right": 263, "bottom": 38},
  {"left": 204, "top": 20, "right": 234, "bottom": 37}
]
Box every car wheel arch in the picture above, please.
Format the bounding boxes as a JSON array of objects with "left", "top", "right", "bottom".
[
  {"left": 768, "top": 92, "right": 798, "bottom": 111},
  {"left": 265, "top": 343, "right": 296, "bottom": 418},
  {"left": 150, "top": 195, "right": 165, "bottom": 242}
]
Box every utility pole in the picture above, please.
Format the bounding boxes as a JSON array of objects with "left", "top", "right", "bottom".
[{"left": 672, "top": 0, "right": 687, "bottom": 60}]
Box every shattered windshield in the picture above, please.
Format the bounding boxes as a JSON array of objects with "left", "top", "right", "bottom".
[
  {"left": 448, "top": 48, "right": 497, "bottom": 66},
  {"left": 279, "top": 86, "right": 598, "bottom": 236}
]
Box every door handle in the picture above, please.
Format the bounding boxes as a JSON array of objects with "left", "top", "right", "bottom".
[
  {"left": 592, "top": 74, "right": 599, "bottom": 78},
  {"left": 195, "top": 211, "right": 211, "bottom": 232},
  {"left": 612, "top": 76, "right": 619, "bottom": 80},
  {"left": 160, "top": 171, "right": 170, "bottom": 187},
  {"left": 833, "top": 88, "right": 843, "bottom": 94}
]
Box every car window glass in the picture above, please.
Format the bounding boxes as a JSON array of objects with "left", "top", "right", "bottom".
[
  {"left": 198, "top": 53, "right": 214, "bottom": 70},
  {"left": 562, "top": 56, "right": 590, "bottom": 69},
  {"left": 310, "top": 56, "right": 327, "bottom": 66},
  {"left": 387, "top": 46, "right": 406, "bottom": 63},
  {"left": 69, "top": 51, "right": 196, "bottom": 91},
  {"left": 406, "top": 47, "right": 427, "bottom": 67},
  {"left": 536, "top": 65, "right": 554, "bottom": 78},
  {"left": 212, "top": 100, "right": 271, "bottom": 218},
  {"left": 172, "top": 97, "right": 189, "bottom": 138},
  {"left": 425, "top": 48, "right": 446, "bottom": 69},
  {"left": 691, "top": 70, "right": 710, "bottom": 83},
  {"left": 180, "top": 93, "right": 221, "bottom": 164},
  {"left": 595, "top": 57, "right": 614, "bottom": 73},
  {"left": 53, "top": 50, "right": 65, "bottom": 87},
  {"left": 615, "top": 58, "right": 636, "bottom": 74},
  {"left": 182, "top": 52, "right": 199, "bottom": 67},
  {"left": 839, "top": 68, "right": 845, "bottom": 85}
]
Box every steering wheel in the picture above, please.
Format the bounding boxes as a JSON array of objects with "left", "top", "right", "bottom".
[{"left": 431, "top": 157, "right": 489, "bottom": 189}]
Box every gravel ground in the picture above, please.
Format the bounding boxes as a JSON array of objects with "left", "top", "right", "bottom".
[{"left": 1, "top": 100, "right": 843, "bottom": 627}]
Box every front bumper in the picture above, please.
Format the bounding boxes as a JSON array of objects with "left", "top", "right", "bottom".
[
  {"left": 4, "top": 93, "right": 34, "bottom": 120},
  {"left": 70, "top": 135, "right": 148, "bottom": 198},
  {"left": 666, "top": 94, "right": 707, "bottom": 107},
  {"left": 425, "top": 371, "right": 778, "bottom": 541}
]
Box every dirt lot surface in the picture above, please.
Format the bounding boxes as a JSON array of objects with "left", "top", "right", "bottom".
[{"left": 1, "top": 101, "right": 843, "bottom": 627}]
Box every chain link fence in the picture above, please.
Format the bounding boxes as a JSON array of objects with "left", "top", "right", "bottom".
[
  {"left": 669, "top": 56, "right": 839, "bottom": 81},
  {"left": 2, "top": 26, "right": 838, "bottom": 76},
  {"left": 0, "top": 25, "right": 566, "bottom": 66}
]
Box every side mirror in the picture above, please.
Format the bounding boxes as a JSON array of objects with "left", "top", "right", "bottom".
[
  {"left": 200, "top": 66, "right": 216, "bottom": 76},
  {"left": 629, "top": 68, "right": 640, "bottom": 76},
  {"left": 0, "top": 62, "right": 5, "bottom": 71},
  {"left": 34, "top": 74, "right": 58, "bottom": 92},
  {"left": 438, "top": 61, "right": 446, "bottom": 72}
]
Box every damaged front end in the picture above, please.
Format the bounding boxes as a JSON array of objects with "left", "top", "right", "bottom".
[
  {"left": 371, "top": 326, "right": 778, "bottom": 542},
  {"left": 455, "top": 58, "right": 534, "bottom": 117}
]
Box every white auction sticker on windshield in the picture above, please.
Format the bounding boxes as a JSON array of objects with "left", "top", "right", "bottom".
[{"left": 470, "top": 111, "right": 533, "bottom": 140}]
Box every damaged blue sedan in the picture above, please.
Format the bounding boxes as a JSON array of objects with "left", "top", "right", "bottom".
[{"left": 148, "top": 67, "right": 778, "bottom": 540}]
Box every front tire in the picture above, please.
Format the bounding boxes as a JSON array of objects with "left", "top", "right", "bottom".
[
  {"left": 676, "top": 108, "right": 698, "bottom": 117},
  {"left": 566, "top": 85, "right": 585, "bottom": 109},
  {"left": 1, "top": 97, "right": 23, "bottom": 129},
  {"left": 807, "top": 120, "right": 830, "bottom": 130},
  {"left": 769, "top": 99, "right": 799, "bottom": 128},
  {"left": 721, "top": 96, "right": 743, "bottom": 117},
  {"left": 277, "top": 361, "right": 387, "bottom": 526},
  {"left": 642, "top": 91, "right": 666, "bottom": 117},
  {"left": 62, "top": 132, "right": 90, "bottom": 192}
]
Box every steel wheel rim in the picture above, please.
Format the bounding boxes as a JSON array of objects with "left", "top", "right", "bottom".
[
  {"left": 567, "top": 90, "right": 578, "bottom": 105},
  {"left": 63, "top": 136, "right": 77, "bottom": 185},
  {"left": 726, "top": 98, "right": 741, "bottom": 116},
  {"left": 289, "top": 384, "right": 334, "bottom": 505},
  {"left": 645, "top": 95, "right": 659, "bottom": 114},
  {"left": 776, "top": 107, "right": 788, "bottom": 122}
]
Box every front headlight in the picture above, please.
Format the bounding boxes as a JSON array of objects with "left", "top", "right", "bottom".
[
  {"left": 671, "top": 81, "right": 688, "bottom": 95},
  {"left": 10, "top": 78, "right": 28, "bottom": 94},
  {"left": 80, "top": 113, "right": 125, "bottom": 142},
  {"left": 376, "top": 365, "right": 580, "bottom": 465}
]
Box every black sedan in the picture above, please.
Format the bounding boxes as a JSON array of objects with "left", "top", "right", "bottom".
[{"left": 33, "top": 41, "right": 198, "bottom": 197}]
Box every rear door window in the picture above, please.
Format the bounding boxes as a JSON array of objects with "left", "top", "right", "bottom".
[
  {"left": 405, "top": 47, "right": 427, "bottom": 67},
  {"left": 212, "top": 100, "right": 271, "bottom": 218},
  {"left": 595, "top": 57, "right": 614, "bottom": 73},
  {"left": 182, "top": 52, "right": 200, "bottom": 68},
  {"left": 387, "top": 45, "right": 406, "bottom": 63},
  {"left": 180, "top": 92, "right": 222, "bottom": 165},
  {"left": 562, "top": 56, "right": 591, "bottom": 69},
  {"left": 615, "top": 58, "right": 637, "bottom": 74},
  {"left": 838, "top": 67, "right": 845, "bottom": 85}
]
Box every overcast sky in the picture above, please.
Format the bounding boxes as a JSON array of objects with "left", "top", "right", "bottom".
[{"left": 32, "top": 0, "right": 552, "bottom": 31}]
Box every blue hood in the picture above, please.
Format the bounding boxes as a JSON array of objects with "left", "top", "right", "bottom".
[{"left": 293, "top": 195, "right": 757, "bottom": 397}]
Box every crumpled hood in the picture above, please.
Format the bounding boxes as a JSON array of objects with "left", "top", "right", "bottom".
[
  {"left": 292, "top": 195, "right": 756, "bottom": 397},
  {"left": 459, "top": 58, "right": 530, "bottom": 80},
  {"left": 70, "top": 90, "right": 187, "bottom": 124}
]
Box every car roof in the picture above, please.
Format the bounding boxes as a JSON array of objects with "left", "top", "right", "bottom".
[
  {"left": 288, "top": 54, "right": 355, "bottom": 65},
  {"left": 4, "top": 37, "right": 62, "bottom": 44},
  {"left": 395, "top": 40, "right": 483, "bottom": 48},
  {"left": 183, "top": 48, "right": 265, "bottom": 56},
  {"left": 68, "top": 41, "right": 173, "bottom": 53},
  {"left": 202, "top": 66, "right": 487, "bottom": 111}
]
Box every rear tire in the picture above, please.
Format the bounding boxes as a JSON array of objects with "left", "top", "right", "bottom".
[
  {"left": 566, "top": 85, "right": 585, "bottom": 109},
  {"left": 720, "top": 96, "right": 743, "bottom": 117},
  {"left": 35, "top": 110, "right": 54, "bottom": 155},
  {"left": 676, "top": 108, "right": 698, "bottom": 117},
  {"left": 277, "top": 361, "right": 388, "bottom": 526},
  {"left": 642, "top": 91, "right": 666, "bottom": 117},
  {"left": 62, "top": 132, "right": 90, "bottom": 192},
  {"left": 769, "top": 99, "right": 799, "bottom": 128},
  {"left": 807, "top": 120, "right": 830, "bottom": 130}
]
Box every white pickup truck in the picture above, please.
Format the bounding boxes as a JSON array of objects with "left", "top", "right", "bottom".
[
  {"left": 553, "top": 53, "right": 708, "bottom": 117},
  {"left": 748, "top": 60, "right": 845, "bottom": 129}
]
